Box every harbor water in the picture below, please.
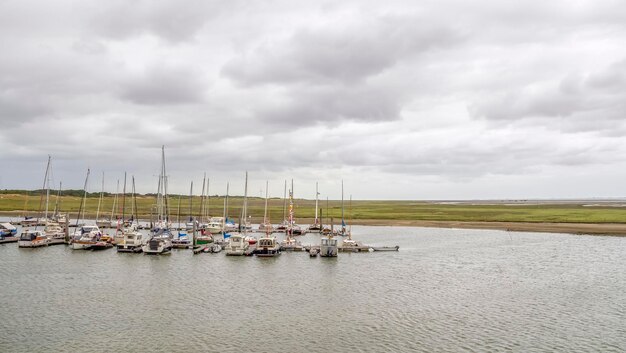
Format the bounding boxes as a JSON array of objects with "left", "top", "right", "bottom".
[{"left": 1, "top": 225, "right": 625, "bottom": 352}]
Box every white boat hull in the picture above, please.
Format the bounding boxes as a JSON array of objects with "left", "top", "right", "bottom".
[{"left": 18, "top": 240, "right": 49, "bottom": 248}]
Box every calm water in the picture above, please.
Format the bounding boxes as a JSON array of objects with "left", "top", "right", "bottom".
[{"left": 1, "top": 224, "right": 625, "bottom": 352}]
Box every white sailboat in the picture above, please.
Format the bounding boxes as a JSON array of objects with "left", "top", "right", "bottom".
[
  {"left": 117, "top": 176, "right": 144, "bottom": 253},
  {"left": 256, "top": 181, "right": 280, "bottom": 257},
  {"left": 308, "top": 182, "right": 322, "bottom": 232},
  {"left": 19, "top": 156, "right": 52, "bottom": 248},
  {"left": 280, "top": 180, "right": 303, "bottom": 251},
  {"left": 172, "top": 184, "right": 191, "bottom": 249},
  {"left": 95, "top": 172, "right": 109, "bottom": 228},
  {"left": 143, "top": 146, "right": 173, "bottom": 255},
  {"left": 225, "top": 172, "right": 250, "bottom": 256},
  {"left": 72, "top": 169, "right": 104, "bottom": 250}
]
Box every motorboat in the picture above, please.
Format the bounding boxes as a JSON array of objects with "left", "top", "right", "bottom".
[
  {"left": 18, "top": 230, "right": 49, "bottom": 248},
  {"left": 309, "top": 248, "right": 319, "bottom": 257},
  {"left": 255, "top": 234, "right": 280, "bottom": 257},
  {"left": 280, "top": 236, "right": 303, "bottom": 251},
  {"left": 71, "top": 225, "right": 103, "bottom": 250},
  {"left": 320, "top": 236, "right": 338, "bottom": 257},
  {"left": 116, "top": 229, "right": 144, "bottom": 253},
  {"left": 224, "top": 233, "right": 249, "bottom": 256},
  {"left": 44, "top": 221, "right": 66, "bottom": 245},
  {"left": 0, "top": 223, "right": 18, "bottom": 243},
  {"left": 142, "top": 229, "right": 173, "bottom": 255},
  {"left": 244, "top": 235, "right": 257, "bottom": 245},
  {"left": 172, "top": 230, "right": 191, "bottom": 249}
]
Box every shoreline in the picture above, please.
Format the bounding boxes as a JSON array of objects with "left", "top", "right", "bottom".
[
  {"left": 2, "top": 211, "right": 626, "bottom": 236},
  {"left": 350, "top": 219, "right": 626, "bottom": 236}
]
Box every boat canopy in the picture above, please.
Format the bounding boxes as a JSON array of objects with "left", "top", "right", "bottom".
[{"left": 0, "top": 223, "right": 17, "bottom": 230}]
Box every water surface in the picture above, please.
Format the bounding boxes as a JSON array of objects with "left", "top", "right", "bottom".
[{"left": 1, "top": 225, "right": 625, "bottom": 352}]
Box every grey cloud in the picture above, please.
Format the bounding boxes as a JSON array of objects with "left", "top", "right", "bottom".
[
  {"left": 90, "top": 0, "right": 234, "bottom": 42},
  {"left": 469, "top": 59, "right": 626, "bottom": 133},
  {"left": 120, "top": 65, "right": 208, "bottom": 105},
  {"left": 256, "top": 84, "right": 404, "bottom": 126},
  {"left": 222, "top": 14, "right": 464, "bottom": 86}
]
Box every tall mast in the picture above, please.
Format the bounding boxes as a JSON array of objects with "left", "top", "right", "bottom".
[
  {"left": 341, "top": 179, "right": 345, "bottom": 233},
  {"left": 288, "top": 179, "right": 294, "bottom": 237},
  {"left": 314, "top": 182, "right": 319, "bottom": 223},
  {"left": 77, "top": 168, "right": 90, "bottom": 226},
  {"left": 38, "top": 155, "right": 51, "bottom": 222},
  {"left": 53, "top": 181, "right": 62, "bottom": 216},
  {"left": 161, "top": 145, "right": 169, "bottom": 222},
  {"left": 243, "top": 172, "right": 248, "bottom": 227},
  {"left": 200, "top": 173, "right": 206, "bottom": 222},
  {"left": 111, "top": 179, "right": 119, "bottom": 222},
  {"left": 225, "top": 182, "right": 229, "bottom": 221},
  {"left": 223, "top": 181, "right": 229, "bottom": 233},
  {"left": 263, "top": 180, "right": 269, "bottom": 224},
  {"left": 177, "top": 195, "right": 182, "bottom": 228},
  {"left": 348, "top": 194, "right": 353, "bottom": 240},
  {"left": 282, "top": 180, "right": 287, "bottom": 222},
  {"left": 96, "top": 171, "right": 104, "bottom": 221},
  {"left": 131, "top": 176, "right": 138, "bottom": 225},
  {"left": 121, "top": 172, "right": 127, "bottom": 225},
  {"left": 189, "top": 181, "right": 193, "bottom": 221},
  {"left": 206, "top": 178, "right": 210, "bottom": 219}
]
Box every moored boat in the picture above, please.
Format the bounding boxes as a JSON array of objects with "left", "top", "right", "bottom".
[
  {"left": 0, "top": 223, "right": 18, "bottom": 243},
  {"left": 18, "top": 230, "right": 49, "bottom": 248}
]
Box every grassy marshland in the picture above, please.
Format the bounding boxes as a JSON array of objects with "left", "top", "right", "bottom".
[{"left": 2, "top": 192, "right": 626, "bottom": 224}]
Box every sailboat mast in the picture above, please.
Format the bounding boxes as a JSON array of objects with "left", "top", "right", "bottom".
[
  {"left": 243, "top": 172, "right": 248, "bottom": 223},
  {"left": 341, "top": 179, "right": 345, "bottom": 232},
  {"left": 161, "top": 145, "right": 169, "bottom": 223},
  {"left": 130, "top": 175, "right": 139, "bottom": 224},
  {"left": 189, "top": 181, "right": 193, "bottom": 221},
  {"left": 132, "top": 176, "right": 138, "bottom": 225},
  {"left": 263, "top": 180, "right": 269, "bottom": 224},
  {"left": 79, "top": 169, "right": 90, "bottom": 225},
  {"left": 54, "top": 181, "right": 62, "bottom": 216},
  {"left": 200, "top": 174, "right": 206, "bottom": 222},
  {"left": 121, "top": 172, "right": 127, "bottom": 224},
  {"left": 111, "top": 180, "right": 119, "bottom": 222},
  {"left": 282, "top": 180, "right": 287, "bottom": 222},
  {"left": 177, "top": 195, "right": 182, "bottom": 228},
  {"left": 96, "top": 171, "right": 104, "bottom": 221},
  {"left": 348, "top": 194, "right": 353, "bottom": 240},
  {"left": 314, "top": 182, "right": 319, "bottom": 223},
  {"left": 223, "top": 181, "right": 229, "bottom": 233},
  {"left": 38, "top": 155, "right": 51, "bottom": 222},
  {"left": 206, "top": 178, "right": 210, "bottom": 219}
]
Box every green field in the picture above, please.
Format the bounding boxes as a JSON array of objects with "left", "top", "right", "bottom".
[{"left": 2, "top": 193, "right": 626, "bottom": 224}]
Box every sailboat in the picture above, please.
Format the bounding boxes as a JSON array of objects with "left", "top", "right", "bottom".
[
  {"left": 319, "top": 192, "right": 338, "bottom": 257},
  {"left": 18, "top": 156, "right": 52, "bottom": 248},
  {"left": 143, "top": 146, "right": 173, "bottom": 255},
  {"left": 45, "top": 182, "right": 67, "bottom": 245},
  {"left": 280, "top": 180, "right": 303, "bottom": 251},
  {"left": 172, "top": 184, "right": 191, "bottom": 249},
  {"left": 276, "top": 180, "right": 288, "bottom": 231},
  {"left": 72, "top": 169, "right": 104, "bottom": 250},
  {"left": 308, "top": 182, "right": 322, "bottom": 232},
  {"left": 257, "top": 181, "right": 274, "bottom": 233},
  {"left": 256, "top": 181, "right": 280, "bottom": 257},
  {"left": 225, "top": 172, "right": 251, "bottom": 256},
  {"left": 339, "top": 192, "right": 367, "bottom": 252},
  {"left": 117, "top": 176, "right": 144, "bottom": 253},
  {"left": 95, "top": 172, "right": 109, "bottom": 228}
]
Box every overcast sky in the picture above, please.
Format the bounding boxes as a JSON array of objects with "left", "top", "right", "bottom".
[{"left": 1, "top": 0, "right": 626, "bottom": 200}]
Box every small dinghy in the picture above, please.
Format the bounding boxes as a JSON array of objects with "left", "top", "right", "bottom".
[
  {"left": 309, "top": 248, "right": 319, "bottom": 257},
  {"left": 371, "top": 246, "right": 399, "bottom": 252}
]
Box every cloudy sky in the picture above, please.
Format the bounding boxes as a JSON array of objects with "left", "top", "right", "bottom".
[{"left": 1, "top": 0, "right": 626, "bottom": 200}]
